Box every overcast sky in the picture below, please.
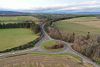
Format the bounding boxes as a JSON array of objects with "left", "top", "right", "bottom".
[{"left": 0, "top": 0, "right": 100, "bottom": 10}]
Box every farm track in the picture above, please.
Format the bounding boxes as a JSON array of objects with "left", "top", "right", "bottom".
[{"left": 0, "top": 22, "right": 100, "bottom": 67}]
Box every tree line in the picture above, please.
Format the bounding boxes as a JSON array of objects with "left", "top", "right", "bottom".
[
  {"left": 44, "top": 14, "right": 100, "bottom": 64},
  {"left": 0, "top": 37, "right": 41, "bottom": 53},
  {"left": 0, "top": 22, "right": 40, "bottom": 34},
  {"left": 0, "top": 22, "right": 40, "bottom": 53},
  {"left": 47, "top": 25, "right": 100, "bottom": 64},
  {"left": 0, "top": 23, "right": 31, "bottom": 28}
]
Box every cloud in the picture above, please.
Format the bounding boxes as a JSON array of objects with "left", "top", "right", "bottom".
[
  {"left": 0, "top": 0, "right": 68, "bottom": 10},
  {"left": 59, "top": 0, "right": 100, "bottom": 11},
  {"left": 0, "top": 0, "right": 100, "bottom": 10},
  {"left": 0, "top": 0, "right": 34, "bottom": 10}
]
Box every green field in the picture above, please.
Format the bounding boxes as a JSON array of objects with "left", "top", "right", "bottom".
[
  {"left": 41, "top": 40, "right": 64, "bottom": 52},
  {"left": 41, "top": 40, "right": 57, "bottom": 48},
  {"left": 0, "top": 28, "right": 39, "bottom": 51},
  {"left": 0, "top": 16, "right": 38, "bottom": 21},
  {"left": 65, "top": 17, "right": 100, "bottom": 22},
  {"left": 0, "top": 16, "right": 39, "bottom": 24},
  {"left": 53, "top": 17, "right": 100, "bottom": 35}
]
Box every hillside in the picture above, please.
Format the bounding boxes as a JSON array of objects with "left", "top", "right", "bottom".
[{"left": 0, "top": 11, "right": 31, "bottom": 15}]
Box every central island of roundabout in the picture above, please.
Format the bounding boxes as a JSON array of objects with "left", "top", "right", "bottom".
[{"left": 41, "top": 40, "right": 66, "bottom": 52}]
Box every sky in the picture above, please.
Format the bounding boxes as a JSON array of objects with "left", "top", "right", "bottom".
[{"left": 0, "top": 0, "right": 100, "bottom": 10}]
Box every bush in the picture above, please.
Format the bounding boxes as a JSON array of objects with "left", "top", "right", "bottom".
[{"left": 48, "top": 27, "right": 75, "bottom": 43}]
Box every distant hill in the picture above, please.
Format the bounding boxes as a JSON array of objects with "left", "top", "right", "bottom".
[
  {"left": 0, "top": 11, "right": 31, "bottom": 16},
  {"left": 20, "top": 9, "right": 100, "bottom": 15},
  {"left": 0, "top": 9, "right": 100, "bottom": 15}
]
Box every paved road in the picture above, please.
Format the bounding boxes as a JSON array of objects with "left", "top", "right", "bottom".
[
  {"left": 37, "top": 23, "right": 100, "bottom": 67},
  {"left": 0, "top": 23, "right": 100, "bottom": 67}
]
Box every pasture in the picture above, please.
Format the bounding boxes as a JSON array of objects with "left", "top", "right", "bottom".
[
  {"left": 0, "top": 16, "right": 39, "bottom": 25},
  {"left": 0, "top": 16, "right": 38, "bottom": 22},
  {"left": 0, "top": 28, "right": 39, "bottom": 51},
  {"left": 53, "top": 16, "right": 100, "bottom": 35}
]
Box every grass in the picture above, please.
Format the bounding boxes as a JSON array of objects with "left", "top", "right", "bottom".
[
  {"left": 66, "top": 17, "right": 100, "bottom": 22},
  {"left": 0, "top": 16, "right": 40, "bottom": 25},
  {"left": 0, "top": 28, "right": 39, "bottom": 51},
  {"left": 41, "top": 40, "right": 64, "bottom": 52},
  {"left": 53, "top": 17, "right": 100, "bottom": 35},
  {"left": 0, "top": 16, "right": 38, "bottom": 22},
  {"left": 96, "top": 60, "right": 100, "bottom": 64},
  {"left": 41, "top": 40, "right": 57, "bottom": 48},
  {"left": 32, "top": 52, "right": 81, "bottom": 62}
]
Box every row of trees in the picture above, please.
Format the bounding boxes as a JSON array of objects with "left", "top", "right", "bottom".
[
  {"left": 0, "top": 16, "right": 40, "bottom": 53},
  {"left": 0, "top": 23, "right": 31, "bottom": 28},
  {"left": 72, "top": 35, "right": 100, "bottom": 63},
  {"left": 48, "top": 27, "right": 75, "bottom": 43},
  {"left": 0, "top": 22, "right": 40, "bottom": 34},
  {"left": 47, "top": 26, "right": 100, "bottom": 64},
  {"left": 0, "top": 22, "right": 40, "bottom": 53},
  {"left": 41, "top": 14, "right": 99, "bottom": 64},
  {"left": 30, "top": 23, "right": 40, "bottom": 34},
  {"left": 0, "top": 37, "right": 41, "bottom": 53}
]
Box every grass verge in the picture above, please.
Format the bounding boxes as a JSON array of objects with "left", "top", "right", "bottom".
[{"left": 41, "top": 40, "right": 64, "bottom": 52}]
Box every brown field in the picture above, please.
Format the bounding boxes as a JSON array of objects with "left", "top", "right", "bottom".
[
  {"left": 53, "top": 16, "right": 100, "bottom": 35},
  {"left": 71, "top": 21, "right": 100, "bottom": 28},
  {"left": 63, "top": 17, "right": 100, "bottom": 28},
  {"left": 0, "top": 53, "right": 93, "bottom": 67}
]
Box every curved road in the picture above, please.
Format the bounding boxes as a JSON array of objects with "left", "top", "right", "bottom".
[
  {"left": 37, "top": 23, "right": 100, "bottom": 67},
  {"left": 0, "top": 23, "right": 100, "bottom": 67}
]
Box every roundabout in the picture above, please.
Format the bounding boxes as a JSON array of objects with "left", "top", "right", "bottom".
[{"left": 41, "top": 40, "right": 67, "bottom": 52}]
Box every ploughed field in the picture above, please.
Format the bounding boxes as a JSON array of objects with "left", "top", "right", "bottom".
[
  {"left": 0, "top": 53, "right": 93, "bottom": 67},
  {"left": 0, "top": 28, "right": 39, "bottom": 51},
  {"left": 53, "top": 16, "right": 100, "bottom": 35}
]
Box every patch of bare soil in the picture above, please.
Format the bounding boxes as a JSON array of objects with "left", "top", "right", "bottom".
[{"left": 0, "top": 54, "right": 93, "bottom": 67}]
